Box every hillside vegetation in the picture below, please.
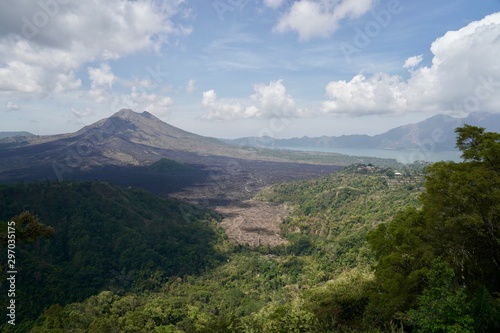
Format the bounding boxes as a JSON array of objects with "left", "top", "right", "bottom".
[
  {"left": 7, "top": 166, "right": 422, "bottom": 332},
  {"left": 254, "top": 163, "right": 424, "bottom": 272},
  {"left": 1, "top": 125, "right": 499, "bottom": 332},
  {"left": 0, "top": 182, "right": 225, "bottom": 330}
]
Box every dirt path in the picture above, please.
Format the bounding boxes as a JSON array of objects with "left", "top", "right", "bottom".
[{"left": 214, "top": 200, "right": 289, "bottom": 247}]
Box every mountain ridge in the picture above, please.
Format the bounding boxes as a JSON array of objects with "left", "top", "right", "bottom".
[
  {"left": 223, "top": 112, "right": 500, "bottom": 151},
  {"left": 0, "top": 110, "right": 347, "bottom": 197},
  {"left": 0, "top": 109, "right": 237, "bottom": 170},
  {"left": 0, "top": 131, "right": 34, "bottom": 139}
]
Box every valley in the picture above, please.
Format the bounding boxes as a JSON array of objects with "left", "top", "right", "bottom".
[
  {"left": 1, "top": 111, "right": 499, "bottom": 332},
  {"left": 1, "top": 3, "right": 499, "bottom": 331},
  {"left": 0, "top": 110, "right": 375, "bottom": 252}
]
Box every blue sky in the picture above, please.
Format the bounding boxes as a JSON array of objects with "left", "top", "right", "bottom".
[{"left": 0, "top": 0, "right": 499, "bottom": 139}]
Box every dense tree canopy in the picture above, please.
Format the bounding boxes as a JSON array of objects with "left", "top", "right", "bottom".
[
  {"left": 20, "top": 163, "right": 424, "bottom": 333},
  {"left": 0, "top": 212, "right": 55, "bottom": 246},
  {"left": 367, "top": 125, "right": 500, "bottom": 331},
  {"left": 2, "top": 125, "right": 499, "bottom": 332},
  {"left": 0, "top": 181, "right": 225, "bottom": 330}
]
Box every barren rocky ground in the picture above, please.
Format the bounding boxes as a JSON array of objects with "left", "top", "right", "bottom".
[
  {"left": 215, "top": 200, "right": 289, "bottom": 247},
  {"left": 165, "top": 157, "right": 341, "bottom": 247}
]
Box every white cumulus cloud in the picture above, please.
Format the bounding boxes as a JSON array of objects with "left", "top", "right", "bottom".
[
  {"left": 322, "top": 73, "right": 406, "bottom": 115},
  {"left": 322, "top": 12, "right": 500, "bottom": 116},
  {"left": 129, "top": 82, "right": 175, "bottom": 120},
  {"left": 88, "top": 64, "right": 116, "bottom": 89},
  {"left": 403, "top": 55, "right": 423, "bottom": 69},
  {"left": 251, "top": 80, "right": 308, "bottom": 117},
  {"left": 84, "top": 69, "right": 175, "bottom": 120},
  {"left": 274, "top": 0, "right": 374, "bottom": 41},
  {"left": 202, "top": 80, "right": 306, "bottom": 120},
  {"left": 202, "top": 90, "right": 260, "bottom": 120},
  {"left": 86, "top": 63, "right": 118, "bottom": 104},
  {"left": 0, "top": 0, "right": 188, "bottom": 97}
]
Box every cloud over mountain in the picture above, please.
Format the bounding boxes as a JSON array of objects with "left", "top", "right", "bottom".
[
  {"left": 274, "top": 0, "right": 374, "bottom": 40},
  {"left": 202, "top": 80, "right": 307, "bottom": 120},
  {"left": 322, "top": 12, "right": 500, "bottom": 116},
  {"left": 0, "top": 0, "right": 188, "bottom": 97}
]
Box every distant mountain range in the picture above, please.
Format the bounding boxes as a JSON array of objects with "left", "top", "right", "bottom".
[
  {"left": 0, "top": 110, "right": 224, "bottom": 175},
  {"left": 0, "top": 110, "right": 342, "bottom": 201},
  {"left": 0, "top": 131, "right": 34, "bottom": 139},
  {"left": 0, "top": 109, "right": 259, "bottom": 181},
  {"left": 223, "top": 112, "right": 500, "bottom": 152},
  {"left": 5, "top": 109, "right": 496, "bottom": 192}
]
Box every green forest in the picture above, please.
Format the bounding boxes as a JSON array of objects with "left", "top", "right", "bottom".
[{"left": 1, "top": 125, "right": 499, "bottom": 332}]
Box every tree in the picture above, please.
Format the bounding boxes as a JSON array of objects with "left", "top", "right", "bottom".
[
  {"left": 455, "top": 124, "right": 500, "bottom": 171},
  {"left": 407, "top": 260, "right": 474, "bottom": 333},
  {"left": 422, "top": 125, "right": 500, "bottom": 290},
  {"left": 365, "top": 208, "right": 434, "bottom": 323},
  {"left": 0, "top": 211, "right": 55, "bottom": 245},
  {"left": 366, "top": 125, "right": 500, "bottom": 330}
]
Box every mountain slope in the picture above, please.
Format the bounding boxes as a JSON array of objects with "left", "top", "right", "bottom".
[
  {"left": 0, "top": 109, "right": 231, "bottom": 168},
  {"left": 0, "top": 109, "right": 254, "bottom": 182},
  {"left": 74, "top": 109, "right": 226, "bottom": 152},
  {"left": 0, "top": 109, "right": 344, "bottom": 177},
  {"left": 224, "top": 112, "right": 500, "bottom": 151},
  {"left": 0, "top": 181, "right": 224, "bottom": 325},
  {"left": 0, "top": 131, "right": 33, "bottom": 139},
  {"left": 25, "top": 164, "right": 426, "bottom": 333},
  {"left": 0, "top": 110, "right": 346, "bottom": 203}
]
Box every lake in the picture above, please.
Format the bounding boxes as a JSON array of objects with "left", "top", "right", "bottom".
[{"left": 279, "top": 146, "right": 462, "bottom": 163}]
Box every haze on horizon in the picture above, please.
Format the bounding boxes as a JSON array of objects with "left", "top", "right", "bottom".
[{"left": 0, "top": 0, "right": 499, "bottom": 139}]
